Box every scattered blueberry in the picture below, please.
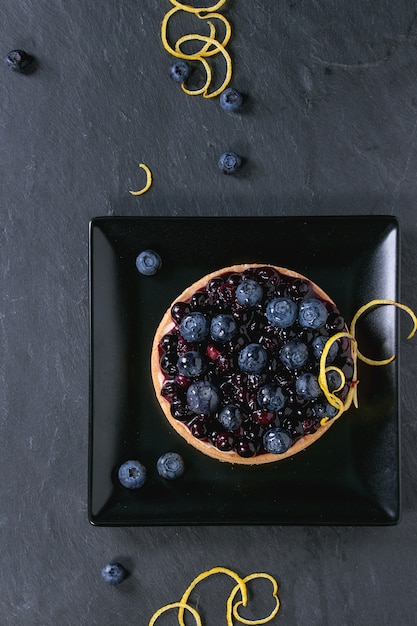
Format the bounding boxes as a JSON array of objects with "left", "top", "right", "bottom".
[
  {"left": 177, "top": 351, "right": 204, "bottom": 377},
  {"left": 238, "top": 343, "right": 268, "bottom": 374},
  {"left": 257, "top": 384, "right": 286, "bottom": 411},
  {"left": 180, "top": 312, "right": 209, "bottom": 342},
  {"left": 118, "top": 460, "right": 147, "bottom": 489},
  {"left": 186, "top": 381, "right": 220, "bottom": 414},
  {"left": 311, "top": 335, "right": 338, "bottom": 361},
  {"left": 295, "top": 373, "right": 322, "bottom": 400},
  {"left": 265, "top": 297, "right": 298, "bottom": 328},
  {"left": 312, "top": 402, "right": 338, "bottom": 420},
  {"left": 220, "top": 87, "right": 244, "bottom": 111},
  {"left": 236, "top": 279, "right": 263, "bottom": 306},
  {"left": 4, "top": 50, "right": 33, "bottom": 72},
  {"left": 298, "top": 298, "right": 328, "bottom": 329},
  {"left": 263, "top": 428, "right": 292, "bottom": 454},
  {"left": 136, "top": 250, "right": 162, "bottom": 276},
  {"left": 279, "top": 340, "right": 308, "bottom": 370},
  {"left": 218, "top": 404, "right": 244, "bottom": 430},
  {"left": 218, "top": 151, "right": 242, "bottom": 175},
  {"left": 157, "top": 452, "right": 185, "bottom": 480},
  {"left": 210, "top": 314, "right": 237, "bottom": 342},
  {"left": 169, "top": 60, "right": 190, "bottom": 83},
  {"left": 101, "top": 562, "right": 127, "bottom": 585}
]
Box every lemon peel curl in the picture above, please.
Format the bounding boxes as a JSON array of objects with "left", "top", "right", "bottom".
[{"left": 129, "top": 163, "right": 152, "bottom": 196}]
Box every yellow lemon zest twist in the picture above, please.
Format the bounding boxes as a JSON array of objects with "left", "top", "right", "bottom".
[
  {"left": 129, "top": 163, "right": 153, "bottom": 196},
  {"left": 148, "top": 566, "right": 280, "bottom": 626}
]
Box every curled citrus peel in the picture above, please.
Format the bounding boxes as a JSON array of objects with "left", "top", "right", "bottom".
[
  {"left": 148, "top": 566, "right": 280, "bottom": 626},
  {"left": 129, "top": 163, "right": 152, "bottom": 196}
]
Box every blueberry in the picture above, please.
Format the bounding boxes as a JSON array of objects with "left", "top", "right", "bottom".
[
  {"left": 218, "top": 404, "right": 243, "bottom": 430},
  {"left": 257, "top": 384, "right": 286, "bottom": 411},
  {"left": 157, "top": 452, "right": 185, "bottom": 480},
  {"left": 311, "top": 335, "right": 338, "bottom": 361},
  {"left": 238, "top": 343, "right": 268, "bottom": 374},
  {"left": 218, "top": 151, "right": 242, "bottom": 175},
  {"left": 117, "top": 460, "right": 147, "bottom": 489},
  {"left": 280, "top": 340, "right": 308, "bottom": 370},
  {"left": 220, "top": 87, "right": 244, "bottom": 112},
  {"left": 326, "top": 369, "right": 343, "bottom": 392},
  {"left": 186, "top": 381, "right": 220, "bottom": 414},
  {"left": 295, "top": 373, "right": 322, "bottom": 400},
  {"left": 312, "top": 402, "right": 338, "bottom": 420},
  {"left": 298, "top": 298, "right": 328, "bottom": 329},
  {"left": 263, "top": 427, "right": 292, "bottom": 454},
  {"left": 265, "top": 297, "right": 298, "bottom": 328},
  {"left": 169, "top": 60, "right": 190, "bottom": 83},
  {"left": 135, "top": 250, "right": 162, "bottom": 276},
  {"left": 180, "top": 312, "right": 209, "bottom": 342},
  {"left": 101, "top": 562, "right": 127, "bottom": 585},
  {"left": 236, "top": 279, "right": 263, "bottom": 306},
  {"left": 4, "top": 50, "right": 33, "bottom": 72},
  {"left": 210, "top": 314, "right": 237, "bottom": 342},
  {"left": 177, "top": 351, "right": 204, "bottom": 377}
]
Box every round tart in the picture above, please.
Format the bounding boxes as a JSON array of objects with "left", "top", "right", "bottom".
[{"left": 151, "top": 264, "right": 354, "bottom": 464}]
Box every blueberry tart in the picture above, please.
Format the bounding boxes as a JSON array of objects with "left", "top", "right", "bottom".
[{"left": 151, "top": 264, "right": 355, "bottom": 464}]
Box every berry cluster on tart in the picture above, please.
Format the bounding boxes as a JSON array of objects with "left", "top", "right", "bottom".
[{"left": 151, "top": 264, "right": 355, "bottom": 464}]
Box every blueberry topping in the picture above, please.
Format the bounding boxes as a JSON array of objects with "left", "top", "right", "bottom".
[
  {"left": 298, "top": 298, "right": 328, "bottom": 329},
  {"left": 265, "top": 297, "right": 298, "bottom": 328},
  {"left": 238, "top": 343, "right": 268, "bottom": 374},
  {"left": 220, "top": 87, "right": 244, "bottom": 111},
  {"left": 156, "top": 452, "right": 185, "bottom": 480},
  {"left": 218, "top": 404, "right": 244, "bottom": 430},
  {"left": 4, "top": 49, "right": 33, "bottom": 72},
  {"left": 280, "top": 340, "right": 308, "bottom": 370},
  {"left": 117, "top": 460, "right": 147, "bottom": 489},
  {"left": 236, "top": 279, "right": 263, "bottom": 306},
  {"left": 136, "top": 250, "right": 162, "bottom": 276},
  {"left": 177, "top": 351, "right": 204, "bottom": 377},
  {"left": 326, "top": 369, "right": 343, "bottom": 391},
  {"left": 312, "top": 402, "right": 338, "bottom": 420},
  {"left": 257, "top": 384, "right": 286, "bottom": 411},
  {"left": 218, "top": 151, "right": 242, "bottom": 175},
  {"left": 169, "top": 60, "right": 191, "bottom": 82},
  {"left": 311, "top": 335, "right": 338, "bottom": 361},
  {"left": 101, "top": 563, "right": 127, "bottom": 585},
  {"left": 210, "top": 314, "right": 237, "bottom": 342},
  {"left": 180, "top": 312, "right": 209, "bottom": 342},
  {"left": 295, "top": 373, "right": 322, "bottom": 400},
  {"left": 186, "top": 381, "right": 220, "bottom": 414},
  {"left": 263, "top": 428, "right": 292, "bottom": 454}
]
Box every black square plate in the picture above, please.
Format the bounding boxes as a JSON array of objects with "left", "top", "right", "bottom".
[{"left": 89, "top": 216, "right": 400, "bottom": 525}]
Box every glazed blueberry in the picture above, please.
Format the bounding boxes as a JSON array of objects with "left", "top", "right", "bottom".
[
  {"left": 218, "top": 404, "right": 243, "bottom": 430},
  {"left": 265, "top": 297, "right": 298, "bottom": 328},
  {"left": 326, "top": 369, "right": 343, "bottom": 392},
  {"left": 4, "top": 49, "right": 33, "bottom": 72},
  {"left": 311, "top": 335, "right": 338, "bottom": 361},
  {"left": 295, "top": 373, "right": 322, "bottom": 400},
  {"left": 157, "top": 452, "right": 185, "bottom": 479},
  {"left": 135, "top": 250, "right": 162, "bottom": 276},
  {"left": 210, "top": 314, "right": 237, "bottom": 342},
  {"left": 238, "top": 343, "right": 268, "bottom": 374},
  {"left": 280, "top": 340, "right": 308, "bottom": 370},
  {"left": 118, "top": 460, "right": 147, "bottom": 489},
  {"left": 169, "top": 60, "right": 190, "bottom": 82},
  {"left": 186, "top": 381, "right": 220, "bottom": 414},
  {"left": 312, "top": 402, "right": 338, "bottom": 420},
  {"left": 298, "top": 298, "right": 328, "bottom": 329},
  {"left": 236, "top": 279, "right": 263, "bottom": 306},
  {"left": 220, "top": 87, "right": 244, "bottom": 111},
  {"left": 180, "top": 312, "right": 209, "bottom": 342},
  {"left": 101, "top": 563, "right": 127, "bottom": 585},
  {"left": 257, "top": 383, "right": 286, "bottom": 411},
  {"left": 263, "top": 427, "right": 292, "bottom": 454},
  {"left": 177, "top": 351, "right": 204, "bottom": 377},
  {"left": 218, "top": 151, "right": 242, "bottom": 175}
]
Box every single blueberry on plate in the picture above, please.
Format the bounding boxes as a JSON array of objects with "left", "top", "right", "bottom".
[
  {"left": 296, "top": 373, "right": 322, "bottom": 400},
  {"left": 101, "top": 562, "right": 127, "bottom": 585},
  {"left": 298, "top": 298, "right": 328, "bottom": 329},
  {"left": 265, "top": 297, "right": 298, "bottom": 328},
  {"left": 4, "top": 50, "right": 33, "bottom": 72},
  {"left": 218, "top": 151, "right": 242, "bottom": 175},
  {"left": 236, "top": 279, "right": 263, "bottom": 306},
  {"left": 218, "top": 404, "right": 244, "bottom": 430},
  {"left": 177, "top": 350, "right": 204, "bottom": 377},
  {"left": 210, "top": 314, "right": 237, "bottom": 342},
  {"left": 280, "top": 340, "right": 308, "bottom": 370},
  {"left": 169, "top": 59, "right": 190, "bottom": 82},
  {"left": 157, "top": 452, "right": 185, "bottom": 480},
  {"left": 311, "top": 335, "right": 338, "bottom": 361},
  {"left": 263, "top": 427, "right": 292, "bottom": 454},
  {"left": 238, "top": 343, "right": 268, "bottom": 374},
  {"left": 220, "top": 87, "right": 244, "bottom": 111},
  {"left": 118, "top": 460, "right": 147, "bottom": 489},
  {"left": 187, "top": 381, "right": 220, "bottom": 414},
  {"left": 257, "top": 384, "right": 286, "bottom": 411},
  {"left": 312, "top": 402, "right": 338, "bottom": 420},
  {"left": 180, "top": 312, "right": 209, "bottom": 342},
  {"left": 135, "top": 250, "right": 162, "bottom": 276}
]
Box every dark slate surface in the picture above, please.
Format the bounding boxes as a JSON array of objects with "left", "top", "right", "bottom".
[{"left": 1, "top": 1, "right": 417, "bottom": 624}]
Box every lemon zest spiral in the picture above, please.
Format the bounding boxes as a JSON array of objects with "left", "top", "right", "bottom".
[{"left": 129, "top": 163, "right": 152, "bottom": 196}]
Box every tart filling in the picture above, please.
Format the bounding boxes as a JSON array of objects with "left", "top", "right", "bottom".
[{"left": 151, "top": 264, "right": 355, "bottom": 464}]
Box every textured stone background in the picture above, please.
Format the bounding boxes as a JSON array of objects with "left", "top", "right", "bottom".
[{"left": 1, "top": 1, "right": 417, "bottom": 624}]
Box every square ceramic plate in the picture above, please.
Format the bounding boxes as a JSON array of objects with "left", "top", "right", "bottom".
[{"left": 89, "top": 216, "right": 400, "bottom": 525}]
